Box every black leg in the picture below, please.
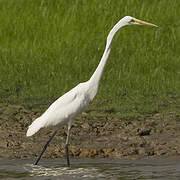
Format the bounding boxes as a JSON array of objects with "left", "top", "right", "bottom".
[
  {"left": 34, "top": 130, "right": 58, "bottom": 165},
  {"left": 65, "top": 144, "right": 70, "bottom": 167},
  {"left": 65, "top": 122, "right": 72, "bottom": 167}
]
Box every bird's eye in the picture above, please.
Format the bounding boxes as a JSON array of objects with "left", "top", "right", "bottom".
[{"left": 130, "top": 19, "right": 135, "bottom": 23}]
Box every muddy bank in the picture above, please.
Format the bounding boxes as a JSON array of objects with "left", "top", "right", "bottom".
[{"left": 0, "top": 104, "right": 180, "bottom": 159}]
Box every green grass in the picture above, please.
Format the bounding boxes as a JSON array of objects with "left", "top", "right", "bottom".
[{"left": 0, "top": 0, "right": 179, "bottom": 116}]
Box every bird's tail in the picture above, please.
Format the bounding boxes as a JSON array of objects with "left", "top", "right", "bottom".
[{"left": 26, "top": 117, "right": 44, "bottom": 137}]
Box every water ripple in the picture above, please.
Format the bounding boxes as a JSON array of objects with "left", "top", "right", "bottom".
[{"left": 0, "top": 158, "right": 180, "bottom": 180}]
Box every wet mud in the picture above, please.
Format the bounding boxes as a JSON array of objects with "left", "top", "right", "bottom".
[{"left": 0, "top": 104, "right": 180, "bottom": 159}]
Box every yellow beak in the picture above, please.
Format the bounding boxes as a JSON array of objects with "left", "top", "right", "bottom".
[{"left": 135, "top": 19, "right": 158, "bottom": 27}]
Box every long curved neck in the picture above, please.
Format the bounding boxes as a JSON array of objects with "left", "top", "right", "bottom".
[{"left": 89, "top": 20, "right": 125, "bottom": 89}]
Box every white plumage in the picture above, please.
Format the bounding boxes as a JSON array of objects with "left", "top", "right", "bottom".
[
  {"left": 26, "top": 16, "right": 157, "bottom": 166},
  {"left": 26, "top": 82, "right": 91, "bottom": 136}
]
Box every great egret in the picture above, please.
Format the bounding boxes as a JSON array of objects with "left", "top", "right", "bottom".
[{"left": 26, "top": 16, "right": 157, "bottom": 166}]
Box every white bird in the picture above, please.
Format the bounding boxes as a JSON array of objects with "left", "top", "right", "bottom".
[{"left": 26, "top": 16, "right": 157, "bottom": 166}]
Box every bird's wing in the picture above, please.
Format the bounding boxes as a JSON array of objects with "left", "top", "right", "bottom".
[
  {"left": 42, "top": 90, "right": 88, "bottom": 127},
  {"left": 46, "top": 82, "right": 89, "bottom": 112},
  {"left": 40, "top": 83, "right": 90, "bottom": 125},
  {"left": 27, "top": 89, "right": 80, "bottom": 135},
  {"left": 46, "top": 88, "right": 78, "bottom": 113}
]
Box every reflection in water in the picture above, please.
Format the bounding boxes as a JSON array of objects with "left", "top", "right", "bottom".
[{"left": 0, "top": 158, "right": 180, "bottom": 180}]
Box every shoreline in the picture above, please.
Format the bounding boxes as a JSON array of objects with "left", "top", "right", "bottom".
[{"left": 0, "top": 104, "right": 180, "bottom": 159}]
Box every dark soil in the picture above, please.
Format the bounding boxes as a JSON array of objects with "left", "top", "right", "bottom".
[{"left": 0, "top": 103, "right": 180, "bottom": 159}]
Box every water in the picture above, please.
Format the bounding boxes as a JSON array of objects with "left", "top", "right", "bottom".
[{"left": 0, "top": 158, "right": 180, "bottom": 180}]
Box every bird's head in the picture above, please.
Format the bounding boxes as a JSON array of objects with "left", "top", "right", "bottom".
[{"left": 120, "top": 16, "right": 158, "bottom": 27}]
